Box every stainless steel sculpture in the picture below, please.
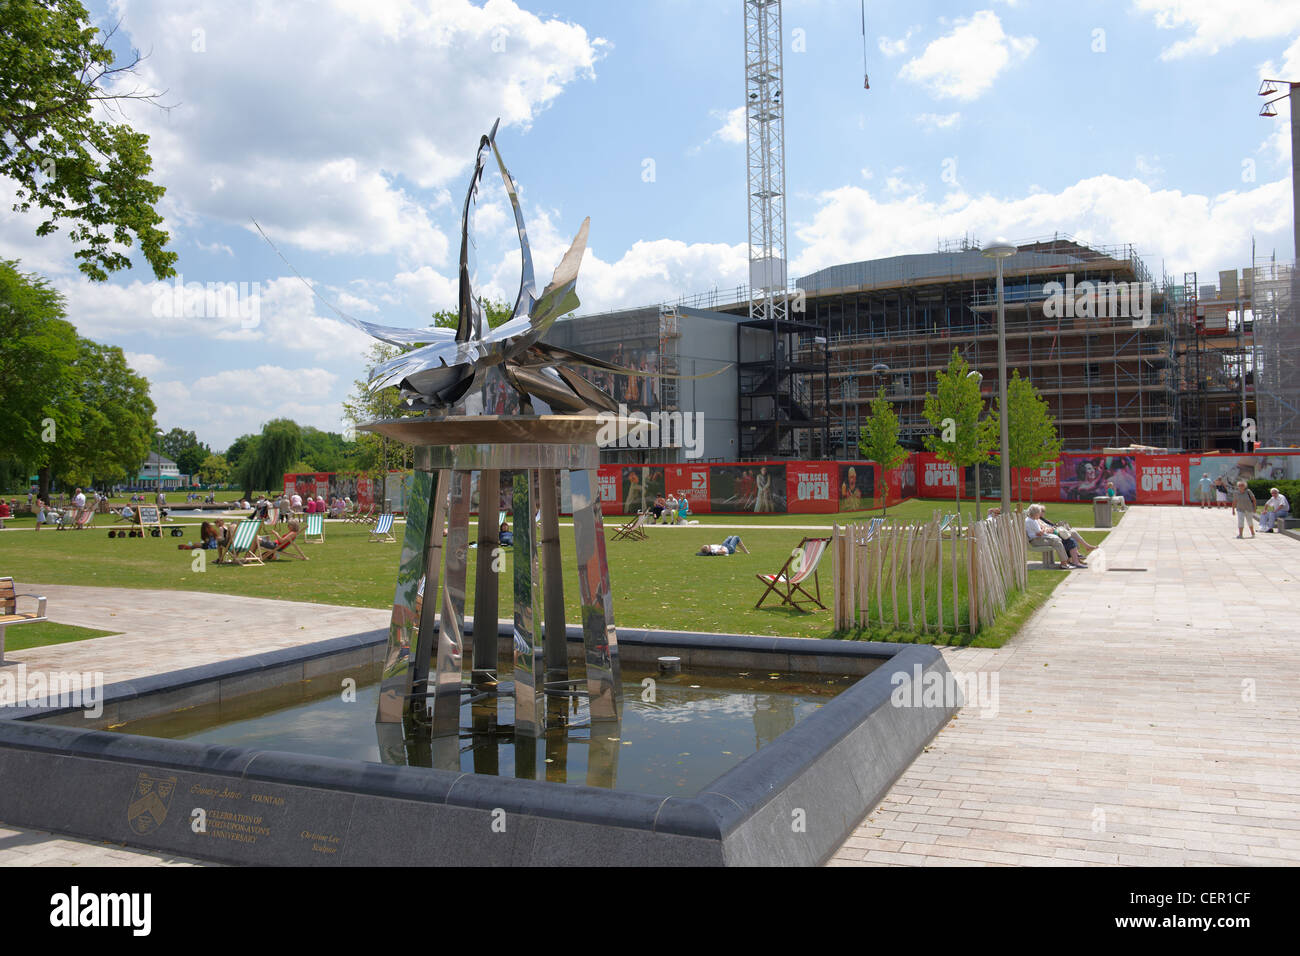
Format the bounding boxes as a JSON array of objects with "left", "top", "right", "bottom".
[{"left": 347, "top": 122, "right": 680, "bottom": 755}]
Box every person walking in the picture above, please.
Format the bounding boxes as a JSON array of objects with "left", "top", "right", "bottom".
[{"left": 1233, "top": 480, "right": 1256, "bottom": 539}]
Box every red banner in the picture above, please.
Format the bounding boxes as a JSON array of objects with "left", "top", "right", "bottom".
[
  {"left": 917, "top": 453, "right": 961, "bottom": 497},
  {"left": 786, "top": 463, "right": 837, "bottom": 513},
  {"left": 597, "top": 465, "right": 621, "bottom": 516},
  {"left": 664, "top": 464, "right": 710, "bottom": 514},
  {"left": 1136, "top": 455, "right": 1186, "bottom": 504}
]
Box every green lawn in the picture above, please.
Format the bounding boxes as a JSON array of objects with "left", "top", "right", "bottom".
[
  {"left": 1, "top": 498, "right": 1120, "bottom": 645},
  {"left": 2, "top": 621, "right": 119, "bottom": 652}
]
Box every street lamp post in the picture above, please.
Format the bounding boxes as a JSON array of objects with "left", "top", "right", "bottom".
[
  {"left": 1259, "top": 79, "right": 1300, "bottom": 271},
  {"left": 967, "top": 370, "right": 984, "bottom": 519},
  {"left": 982, "top": 242, "right": 1017, "bottom": 515}
]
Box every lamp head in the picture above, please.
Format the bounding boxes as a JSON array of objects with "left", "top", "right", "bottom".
[{"left": 982, "top": 241, "right": 1017, "bottom": 260}]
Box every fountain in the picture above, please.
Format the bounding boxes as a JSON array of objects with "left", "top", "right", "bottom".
[{"left": 0, "top": 124, "right": 960, "bottom": 866}]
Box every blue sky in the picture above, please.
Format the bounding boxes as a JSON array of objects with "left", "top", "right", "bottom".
[{"left": 1, "top": 0, "right": 1296, "bottom": 450}]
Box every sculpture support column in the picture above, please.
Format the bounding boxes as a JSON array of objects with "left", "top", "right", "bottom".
[
  {"left": 511, "top": 470, "right": 545, "bottom": 736},
  {"left": 411, "top": 469, "right": 450, "bottom": 709},
  {"left": 538, "top": 468, "right": 568, "bottom": 689},
  {"left": 570, "top": 467, "right": 620, "bottom": 723},
  {"left": 430, "top": 469, "right": 471, "bottom": 735},
  {"left": 472, "top": 469, "right": 500, "bottom": 689}
]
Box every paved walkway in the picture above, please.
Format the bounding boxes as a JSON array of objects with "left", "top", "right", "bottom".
[
  {"left": 3, "top": 507, "right": 1297, "bottom": 866},
  {"left": 831, "top": 506, "right": 1300, "bottom": 866},
  {"left": 2, "top": 585, "right": 390, "bottom": 690}
]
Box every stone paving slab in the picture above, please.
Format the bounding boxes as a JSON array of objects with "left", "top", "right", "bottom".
[{"left": 3, "top": 584, "right": 391, "bottom": 700}]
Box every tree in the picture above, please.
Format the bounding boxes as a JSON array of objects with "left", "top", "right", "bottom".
[
  {"left": 0, "top": 260, "right": 80, "bottom": 493},
  {"left": 154, "top": 426, "right": 208, "bottom": 477},
  {"left": 236, "top": 418, "right": 302, "bottom": 496},
  {"left": 922, "top": 348, "right": 998, "bottom": 515},
  {"left": 197, "top": 452, "right": 230, "bottom": 486},
  {"left": 0, "top": 1, "right": 177, "bottom": 280},
  {"left": 46, "top": 339, "right": 155, "bottom": 490},
  {"left": 431, "top": 299, "right": 513, "bottom": 330},
  {"left": 1002, "top": 369, "right": 1063, "bottom": 505},
  {"left": 342, "top": 342, "right": 415, "bottom": 476},
  {"left": 858, "top": 387, "right": 909, "bottom": 518}
]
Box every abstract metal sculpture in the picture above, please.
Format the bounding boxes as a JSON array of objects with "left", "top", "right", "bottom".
[{"left": 335, "top": 122, "right": 674, "bottom": 761}]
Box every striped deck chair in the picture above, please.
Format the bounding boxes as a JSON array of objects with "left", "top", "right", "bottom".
[
  {"left": 305, "top": 512, "right": 325, "bottom": 544},
  {"left": 863, "top": 517, "right": 884, "bottom": 540},
  {"left": 349, "top": 504, "right": 374, "bottom": 525},
  {"left": 71, "top": 508, "right": 95, "bottom": 530},
  {"left": 369, "top": 513, "right": 396, "bottom": 543},
  {"left": 612, "top": 511, "right": 648, "bottom": 542},
  {"left": 220, "top": 519, "right": 265, "bottom": 566},
  {"left": 755, "top": 536, "right": 830, "bottom": 612}
]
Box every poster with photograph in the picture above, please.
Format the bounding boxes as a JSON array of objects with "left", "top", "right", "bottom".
[
  {"left": 709, "top": 464, "right": 787, "bottom": 513},
  {"left": 620, "top": 466, "right": 664, "bottom": 514},
  {"left": 1058, "top": 455, "right": 1137, "bottom": 502},
  {"left": 836, "top": 463, "right": 876, "bottom": 512}
]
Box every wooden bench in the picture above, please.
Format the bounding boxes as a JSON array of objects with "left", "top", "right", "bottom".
[{"left": 1, "top": 576, "right": 48, "bottom": 665}]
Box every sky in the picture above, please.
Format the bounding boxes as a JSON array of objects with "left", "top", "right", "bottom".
[{"left": 2, "top": 0, "right": 1297, "bottom": 452}]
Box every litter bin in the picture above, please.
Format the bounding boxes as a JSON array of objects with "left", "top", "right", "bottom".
[{"left": 1092, "top": 496, "right": 1112, "bottom": 529}]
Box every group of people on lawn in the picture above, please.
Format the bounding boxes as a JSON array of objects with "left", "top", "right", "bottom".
[
  {"left": 244, "top": 492, "right": 350, "bottom": 523},
  {"left": 187, "top": 518, "right": 301, "bottom": 562}
]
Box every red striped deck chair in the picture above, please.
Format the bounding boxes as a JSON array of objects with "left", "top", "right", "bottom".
[{"left": 755, "top": 536, "right": 830, "bottom": 612}]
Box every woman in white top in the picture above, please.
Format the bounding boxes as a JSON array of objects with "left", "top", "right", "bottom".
[{"left": 1024, "top": 504, "right": 1086, "bottom": 568}]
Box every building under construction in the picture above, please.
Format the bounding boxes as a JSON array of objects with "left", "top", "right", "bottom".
[{"left": 557, "top": 236, "right": 1296, "bottom": 461}]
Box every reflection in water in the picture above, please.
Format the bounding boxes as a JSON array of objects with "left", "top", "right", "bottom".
[{"left": 114, "top": 666, "right": 856, "bottom": 797}]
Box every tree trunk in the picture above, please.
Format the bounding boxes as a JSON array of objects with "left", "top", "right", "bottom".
[{"left": 38, "top": 465, "right": 51, "bottom": 502}]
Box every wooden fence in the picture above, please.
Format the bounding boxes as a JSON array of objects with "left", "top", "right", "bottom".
[{"left": 831, "top": 509, "right": 1028, "bottom": 635}]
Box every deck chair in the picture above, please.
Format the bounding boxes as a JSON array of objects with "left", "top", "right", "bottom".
[
  {"left": 262, "top": 529, "right": 308, "bottom": 562},
  {"left": 352, "top": 504, "right": 375, "bottom": 525},
  {"left": 220, "top": 519, "right": 265, "bottom": 566},
  {"left": 612, "top": 511, "right": 648, "bottom": 542},
  {"left": 755, "top": 536, "right": 831, "bottom": 612},
  {"left": 863, "top": 517, "right": 884, "bottom": 540},
  {"left": 370, "top": 513, "right": 396, "bottom": 543},
  {"left": 304, "top": 512, "right": 325, "bottom": 544},
  {"left": 70, "top": 508, "right": 95, "bottom": 530}
]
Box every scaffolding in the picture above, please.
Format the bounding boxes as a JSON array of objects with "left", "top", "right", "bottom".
[{"left": 1252, "top": 261, "right": 1299, "bottom": 447}]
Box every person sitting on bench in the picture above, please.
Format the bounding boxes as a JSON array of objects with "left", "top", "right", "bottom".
[
  {"left": 1025, "top": 504, "right": 1085, "bottom": 568},
  {"left": 1259, "top": 487, "right": 1290, "bottom": 533},
  {"left": 697, "top": 535, "right": 749, "bottom": 556},
  {"left": 1037, "top": 505, "right": 1097, "bottom": 555}
]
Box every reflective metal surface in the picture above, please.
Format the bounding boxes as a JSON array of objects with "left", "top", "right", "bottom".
[
  {"left": 412, "top": 470, "right": 450, "bottom": 715},
  {"left": 570, "top": 468, "right": 620, "bottom": 723},
  {"left": 413, "top": 438, "right": 600, "bottom": 472},
  {"left": 431, "top": 469, "right": 471, "bottom": 736},
  {"left": 376, "top": 469, "right": 434, "bottom": 724},
  {"left": 511, "top": 471, "right": 545, "bottom": 736},
  {"left": 472, "top": 468, "right": 501, "bottom": 689}
]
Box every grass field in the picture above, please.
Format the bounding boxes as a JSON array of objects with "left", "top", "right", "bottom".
[
  {"left": 1, "top": 497, "right": 1118, "bottom": 647},
  {"left": 1, "top": 621, "right": 119, "bottom": 652}
]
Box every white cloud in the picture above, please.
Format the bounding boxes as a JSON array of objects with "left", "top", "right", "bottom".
[
  {"left": 95, "top": 0, "right": 605, "bottom": 268},
  {"left": 916, "top": 112, "right": 962, "bottom": 130},
  {"left": 123, "top": 351, "right": 168, "bottom": 376},
  {"left": 150, "top": 365, "right": 342, "bottom": 449},
  {"left": 1135, "top": 154, "right": 1164, "bottom": 178},
  {"left": 899, "top": 11, "right": 1036, "bottom": 101},
  {"left": 1132, "top": 0, "right": 1300, "bottom": 59},
  {"left": 694, "top": 107, "right": 747, "bottom": 152},
  {"left": 878, "top": 31, "right": 913, "bottom": 58},
  {"left": 791, "top": 174, "right": 1293, "bottom": 281}
]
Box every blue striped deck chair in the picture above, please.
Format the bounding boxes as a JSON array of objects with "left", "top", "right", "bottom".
[
  {"left": 370, "top": 512, "right": 396, "bottom": 543},
  {"left": 864, "top": 517, "right": 884, "bottom": 540},
  {"left": 221, "top": 519, "right": 264, "bottom": 566},
  {"left": 305, "top": 512, "right": 324, "bottom": 544}
]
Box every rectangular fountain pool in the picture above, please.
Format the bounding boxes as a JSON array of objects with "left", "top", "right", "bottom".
[{"left": 111, "top": 665, "right": 858, "bottom": 797}]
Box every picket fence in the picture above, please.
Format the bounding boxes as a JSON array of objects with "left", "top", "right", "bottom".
[{"left": 831, "top": 509, "right": 1028, "bottom": 635}]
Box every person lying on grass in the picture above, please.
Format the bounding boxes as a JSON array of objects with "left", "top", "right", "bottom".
[
  {"left": 258, "top": 520, "right": 301, "bottom": 560},
  {"left": 697, "top": 535, "right": 749, "bottom": 556}
]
